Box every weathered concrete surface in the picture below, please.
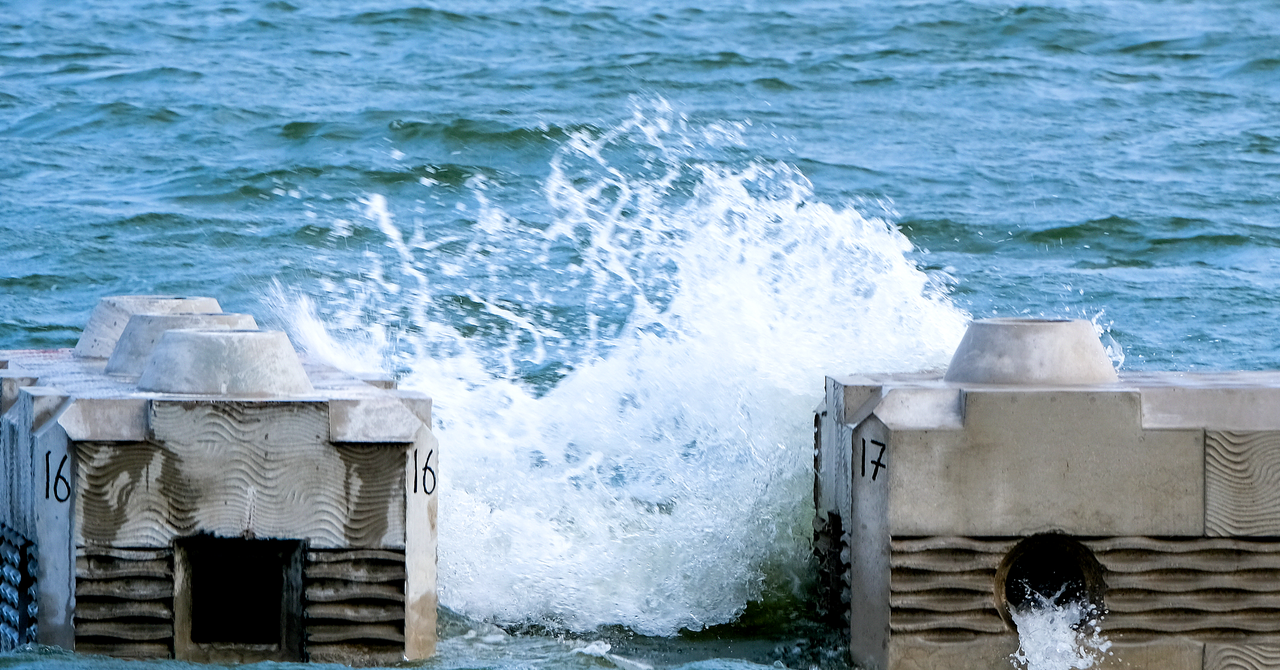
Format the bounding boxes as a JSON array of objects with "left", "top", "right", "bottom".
[
  {"left": 73, "top": 296, "right": 222, "bottom": 359},
  {"left": 889, "top": 636, "right": 1203, "bottom": 670},
  {"left": 817, "top": 322, "right": 1280, "bottom": 670},
  {"left": 2, "top": 296, "right": 439, "bottom": 664},
  {"left": 1204, "top": 644, "right": 1280, "bottom": 670},
  {"left": 1, "top": 371, "right": 40, "bottom": 415},
  {"left": 136, "top": 329, "right": 314, "bottom": 397},
  {"left": 4, "top": 387, "right": 78, "bottom": 649},
  {"left": 104, "top": 313, "right": 257, "bottom": 376},
  {"left": 400, "top": 392, "right": 439, "bottom": 660},
  {"left": 58, "top": 398, "right": 149, "bottom": 441},
  {"left": 76, "top": 401, "right": 406, "bottom": 549},
  {"left": 1132, "top": 371, "right": 1280, "bottom": 430},
  {"left": 943, "top": 318, "right": 1118, "bottom": 385},
  {"left": 1204, "top": 430, "right": 1280, "bottom": 536},
  {"left": 889, "top": 388, "right": 1204, "bottom": 536},
  {"left": 330, "top": 396, "right": 423, "bottom": 443}
]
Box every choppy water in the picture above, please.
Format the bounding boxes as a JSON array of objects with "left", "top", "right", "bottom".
[{"left": 4, "top": 0, "right": 1280, "bottom": 668}]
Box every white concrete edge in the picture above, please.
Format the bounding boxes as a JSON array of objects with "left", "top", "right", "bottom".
[
  {"left": 1, "top": 372, "right": 41, "bottom": 416},
  {"left": 874, "top": 387, "right": 964, "bottom": 430},
  {"left": 329, "top": 396, "right": 425, "bottom": 443},
  {"left": 844, "top": 387, "right": 886, "bottom": 427},
  {"left": 59, "top": 398, "right": 149, "bottom": 442},
  {"left": 395, "top": 390, "right": 433, "bottom": 426},
  {"left": 21, "top": 387, "right": 72, "bottom": 435}
]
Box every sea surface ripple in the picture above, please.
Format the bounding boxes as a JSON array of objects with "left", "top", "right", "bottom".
[{"left": 3, "top": 0, "right": 1280, "bottom": 668}]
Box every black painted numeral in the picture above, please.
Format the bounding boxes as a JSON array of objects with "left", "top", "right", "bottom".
[
  {"left": 860, "top": 438, "right": 887, "bottom": 481},
  {"left": 44, "top": 451, "right": 70, "bottom": 502},
  {"left": 413, "top": 448, "right": 437, "bottom": 495}
]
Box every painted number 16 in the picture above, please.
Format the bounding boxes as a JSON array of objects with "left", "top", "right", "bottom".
[
  {"left": 412, "top": 448, "right": 436, "bottom": 495},
  {"left": 45, "top": 451, "right": 70, "bottom": 502}
]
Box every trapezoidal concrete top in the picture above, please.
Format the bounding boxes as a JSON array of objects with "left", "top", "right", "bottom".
[
  {"left": 943, "top": 317, "right": 1118, "bottom": 385},
  {"left": 74, "top": 295, "right": 223, "bottom": 359},
  {"left": 136, "top": 329, "right": 314, "bottom": 397},
  {"left": 105, "top": 313, "right": 259, "bottom": 376}
]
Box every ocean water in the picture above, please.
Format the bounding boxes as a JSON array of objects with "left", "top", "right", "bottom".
[{"left": 3, "top": 0, "right": 1280, "bottom": 668}]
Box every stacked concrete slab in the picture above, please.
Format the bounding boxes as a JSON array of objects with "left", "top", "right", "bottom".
[
  {"left": 0, "top": 296, "right": 438, "bottom": 665},
  {"left": 815, "top": 318, "right": 1280, "bottom": 670}
]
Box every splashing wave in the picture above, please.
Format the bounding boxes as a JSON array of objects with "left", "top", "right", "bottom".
[{"left": 281, "top": 101, "right": 969, "bottom": 635}]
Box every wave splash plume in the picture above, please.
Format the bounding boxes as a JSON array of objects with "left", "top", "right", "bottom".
[
  {"left": 282, "top": 101, "right": 968, "bottom": 636},
  {"left": 1010, "top": 587, "right": 1113, "bottom": 670}
]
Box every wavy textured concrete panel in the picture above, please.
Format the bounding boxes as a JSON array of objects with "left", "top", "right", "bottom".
[
  {"left": 1205, "top": 644, "right": 1280, "bottom": 670},
  {"left": 1205, "top": 431, "right": 1280, "bottom": 536}
]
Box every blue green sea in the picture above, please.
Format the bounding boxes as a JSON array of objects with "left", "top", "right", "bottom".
[{"left": 3, "top": 0, "right": 1279, "bottom": 668}]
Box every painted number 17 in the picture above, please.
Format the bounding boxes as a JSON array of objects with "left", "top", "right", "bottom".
[{"left": 861, "top": 438, "right": 886, "bottom": 481}]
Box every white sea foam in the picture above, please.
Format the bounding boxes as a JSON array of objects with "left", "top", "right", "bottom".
[
  {"left": 1009, "top": 588, "right": 1113, "bottom": 670},
  {"left": 281, "top": 101, "right": 969, "bottom": 635}
]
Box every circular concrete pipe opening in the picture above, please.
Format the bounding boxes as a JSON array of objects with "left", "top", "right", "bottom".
[
  {"left": 136, "top": 329, "right": 314, "bottom": 397},
  {"left": 944, "top": 318, "right": 1118, "bottom": 385},
  {"left": 75, "top": 295, "right": 223, "bottom": 358},
  {"left": 106, "top": 313, "right": 259, "bottom": 376},
  {"left": 994, "top": 534, "right": 1107, "bottom": 630}
]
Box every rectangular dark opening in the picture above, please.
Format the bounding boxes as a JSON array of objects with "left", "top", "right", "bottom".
[{"left": 175, "top": 535, "right": 303, "bottom": 662}]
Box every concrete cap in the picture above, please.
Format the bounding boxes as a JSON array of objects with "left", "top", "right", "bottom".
[
  {"left": 105, "top": 313, "right": 259, "bottom": 376},
  {"left": 136, "top": 329, "right": 314, "bottom": 397},
  {"left": 74, "top": 295, "right": 223, "bottom": 358},
  {"left": 943, "top": 318, "right": 1118, "bottom": 385}
]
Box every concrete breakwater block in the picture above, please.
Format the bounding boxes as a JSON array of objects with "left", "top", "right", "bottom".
[
  {"left": 137, "top": 329, "right": 313, "bottom": 396},
  {"left": 943, "top": 317, "right": 1118, "bottom": 385},
  {"left": 0, "top": 296, "right": 438, "bottom": 665},
  {"left": 105, "top": 313, "right": 257, "bottom": 376},
  {"left": 815, "top": 318, "right": 1280, "bottom": 670},
  {"left": 73, "top": 296, "right": 223, "bottom": 359}
]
